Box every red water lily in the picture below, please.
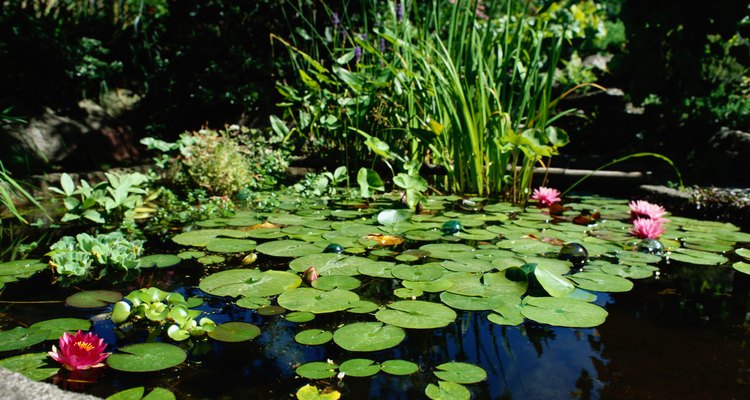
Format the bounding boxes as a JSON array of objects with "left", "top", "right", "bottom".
[
  {"left": 630, "top": 218, "right": 666, "bottom": 239},
  {"left": 49, "top": 330, "right": 110, "bottom": 371},
  {"left": 531, "top": 186, "right": 562, "bottom": 207},
  {"left": 628, "top": 200, "right": 667, "bottom": 222}
]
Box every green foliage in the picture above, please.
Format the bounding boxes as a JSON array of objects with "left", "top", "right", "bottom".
[
  {"left": 144, "top": 188, "right": 235, "bottom": 234},
  {"left": 292, "top": 166, "right": 350, "bottom": 198},
  {"left": 49, "top": 171, "right": 155, "bottom": 228},
  {"left": 111, "top": 287, "right": 216, "bottom": 342},
  {"left": 47, "top": 231, "right": 144, "bottom": 281},
  {"left": 0, "top": 161, "right": 47, "bottom": 224}
]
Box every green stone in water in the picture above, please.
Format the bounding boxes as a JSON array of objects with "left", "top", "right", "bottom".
[{"left": 441, "top": 220, "right": 462, "bottom": 235}]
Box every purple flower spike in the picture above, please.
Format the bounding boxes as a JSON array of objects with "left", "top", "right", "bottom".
[
  {"left": 354, "top": 46, "right": 362, "bottom": 63},
  {"left": 379, "top": 38, "right": 386, "bottom": 53},
  {"left": 396, "top": 3, "right": 403, "bottom": 21},
  {"left": 332, "top": 12, "right": 340, "bottom": 28}
]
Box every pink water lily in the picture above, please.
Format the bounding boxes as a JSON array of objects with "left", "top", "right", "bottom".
[
  {"left": 531, "top": 186, "right": 562, "bottom": 207},
  {"left": 303, "top": 266, "right": 318, "bottom": 285},
  {"left": 628, "top": 200, "right": 667, "bottom": 222},
  {"left": 48, "top": 330, "right": 110, "bottom": 371},
  {"left": 630, "top": 218, "right": 666, "bottom": 239}
]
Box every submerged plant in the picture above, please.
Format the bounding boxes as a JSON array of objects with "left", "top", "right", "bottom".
[{"left": 48, "top": 330, "right": 110, "bottom": 371}]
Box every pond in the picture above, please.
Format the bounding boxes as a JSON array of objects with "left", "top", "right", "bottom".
[{"left": 1, "top": 194, "right": 749, "bottom": 400}]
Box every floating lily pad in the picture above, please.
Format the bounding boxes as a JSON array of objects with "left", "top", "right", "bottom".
[
  {"left": 289, "top": 254, "right": 367, "bottom": 276},
  {"left": 615, "top": 251, "right": 662, "bottom": 265},
  {"left": 346, "top": 300, "right": 379, "bottom": 314},
  {"left": 381, "top": 359, "right": 419, "bottom": 375},
  {"left": 295, "top": 384, "right": 341, "bottom": 400},
  {"left": 600, "top": 263, "right": 657, "bottom": 279},
  {"left": 425, "top": 381, "right": 471, "bottom": 400},
  {"left": 241, "top": 228, "right": 286, "bottom": 239},
  {"left": 205, "top": 238, "right": 257, "bottom": 253},
  {"left": 445, "top": 271, "right": 527, "bottom": 297},
  {"left": 376, "top": 300, "right": 457, "bottom": 329},
  {"left": 277, "top": 288, "right": 359, "bottom": 314},
  {"left": 257, "top": 305, "right": 286, "bottom": 316},
  {"left": 568, "top": 272, "right": 634, "bottom": 292},
  {"left": 29, "top": 318, "right": 91, "bottom": 340},
  {"left": 378, "top": 209, "right": 413, "bottom": 225},
  {"left": 333, "top": 322, "right": 405, "bottom": 352},
  {"left": 138, "top": 254, "right": 182, "bottom": 269},
  {"left": 106, "top": 387, "right": 176, "bottom": 400},
  {"left": 339, "top": 358, "right": 380, "bottom": 377},
  {"left": 207, "top": 322, "right": 261, "bottom": 342},
  {"left": 418, "top": 244, "right": 476, "bottom": 260},
  {"left": 534, "top": 264, "right": 576, "bottom": 297},
  {"left": 736, "top": 248, "right": 750, "bottom": 260},
  {"left": 733, "top": 261, "right": 750, "bottom": 275},
  {"left": 296, "top": 361, "right": 338, "bottom": 379},
  {"left": 285, "top": 311, "right": 316, "bottom": 323},
  {"left": 199, "top": 269, "right": 301, "bottom": 298},
  {"left": 256, "top": 240, "right": 323, "bottom": 258},
  {"left": 669, "top": 248, "right": 729, "bottom": 265},
  {"left": 235, "top": 296, "right": 271, "bottom": 309},
  {"left": 312, "top": 275, "right": 361, "bottom": 291},
  {"left": 0, "top": 259, "right": 47, "bottom": 281},
  {"left": 295, "top": 329, "right": 333, "bottom": 345},
  {"left": 442, "top": 259, "right": 495, "bottom": 273},
  {"left": 394, "top": 287, "right": 423, "bottom": 298},
  {"left": 65, "top": 290, "right": 122, "bottom": 308},
  {"left": 177, "top": 251, "right": 205, "bottom": 260},
  {"left": 357, "top": 262, "right": 396, "bottom": 278},
  {"left": 402, "top": 278, "right": 455, "bottom": 293},
  {"left": 107, "top": 343, "right": 186, "bottom": 372},
  {"left": 391, "top": 264, "right": 445, "bottom": 281},
  {"left": 521, "top": 296, "right": 608, "bottom": 328},
  {"left": 434, "top": 361, "right": 487, "bottom": 384},
  {"left": 197, "top": 255, "right": 225, "bottom": 265},
  {"left": 404, "top": 230, "right": 443, "bottom": 241},
  {"left": 171, "top": 229, "right": 251, "bottom": 247},
  {"left": 439, "top": 292, "right": 514, "bottom": 311},
  {"left": 0, "top": 353, "right": 58, "bottom": 381}
]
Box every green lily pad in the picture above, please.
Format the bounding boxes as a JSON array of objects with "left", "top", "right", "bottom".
[
  {"left": 346, "top": 300, "right": 380, "bottom": 314},
  {"left": 425, "top": 381, "right": 471, "bottom": 400},
  {"left": 534, "top": 263, "right": 576, "bottom": 297},
  {"left": 205, "top": 238, "right": 257, "bottom": 253},
  {"left": 402, "top": 278, "right": 455, "bottom": 293},
  {"left": 736, "top": 248, "right": 750, "bottom": 260},
  {"left": 358, "top": 262, "right": 396, "bottom": 278},
  {"left": 277, "top": 288, "right": 359, "bottom": 314},
  {"left": 440, "top": 292, "right": 515, "bottom": 311},
  {"left": 418, "top": 243, "right": 476, "bottom": 260},
  {"left": 0, "top": 353, "right": 58, "bottom": 381},
  {"left": 404, "top": 230, "right": 443, "bottom": 241},
  {"left": 333, "top": 322, "right": 406, "bottom": 352},
  {"left": 445, "top": 271, "right": 527, "bottom": 297},
  {"left": 394, "top": 287, "right": 423, "bottom": 298},
  {"left": 669, "top": 248, "right": 729, "bottom": 265},
  {"left": 296, "top": 361, "right": 338, "bottom": 379},
  {"left": 235, "top": 296, "right": 271, "bottom": 309},
  {"left": 381, "top": 359, "right": 419, "bottom": 375},
  {"left": 339, "top": 358, "right": 380, "bottom": 377},
  {"left": 65, "top": 290, "right": 123, "bottom": 308},
  {"left": 442, "top": 259, "right": 495, "bottom": 273},
  {"left": 434, "top": 361, "right": 487, "bottom": 384},
  {"left": 600, "top": 263, "right": 657, "bottom": 279},
  {"left": 375, "top": 300, "right": 457, "bottom": 329},
  {"left": 521, "top": 296, "right": 608, "bottom": 328},
  {"left": 177, "top": 251, "right": 205, "bottom": 260},
  {"left": 241, "top": 228, "right": 286, "bottom": 239},
  {"left": 207, "top": 322, "right": 261, "bottom": 342},
  {"left": 257, "top": 305, "right": 286, "bottom": 316},
  {"left": 312, "top": 275, "right": 361, "bottom": 291},
  {"left": 615, "top": 251, "right": 663, "bottom": 264},
  {"left": 285, "top": 311, "right": 316, "bottom": 323},
  {"left": 0, "top": 259, "right": 47, "bottom": 281},
  {"left": 199, "top": 269, "right": 301, "bottom": 298},
  {"left": 197, "top": 255, "right": 225, "bottom": 265},
  {"left": 29, "top": 318, "right": 91, "bottom": 340},
  {"left": 255, "top": 240, "right": 323, "bottom": 258},
  {"left": 391, "top": 264, "right": 446, "bottom": 281},
  {"left": 568, "top": 272, "right": 634, "bottom": 292},
  {"left": 106, "top": 387, "right": 176, "bottom": 400},
  {"left": 138, "top": 254, "right": 182, "bottom": 269},
  {"left": 733, "top": 261, "right": 750, "bottom": 275},
  {"left": 295, "top": 329, "right": 333, "bottom": 345},
  {"left": 107, "top": 343, "right": 186, "bottom": 372},
  {"left": 289, "top": 254, "right": 370, "bottom": 276},
  {"left": 171, "top": 229, "right": 251, "bottom": 247}
]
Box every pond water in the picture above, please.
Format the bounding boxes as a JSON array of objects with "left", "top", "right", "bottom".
[{"left": 1, "top": 194, "right": 749, "bottom": 400}]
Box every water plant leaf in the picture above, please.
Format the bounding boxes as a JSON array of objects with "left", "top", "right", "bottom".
[
  {"left": 669, "top": 248, "right": 729, "bottom": 265},
  {"left": 391, "top": 264, "right": 446, "bottom": 281},
  {"left": 199, "top": 269, "right": 301, "bottom": 298},
  {"left": 394, "top": 287, "right": 423, "bottom": 298},
  {"left": 378, "top": 209, "right": 413, "bottom": 225},
  {"left": 295, "top": 329, "right": 333, "bottom": 345},
  {"left": 600, "top": 263, "right": 657, "bottom": 279},
  {"left": 0, "top": 353, "right": 58, "bottom": 381},
  {"left": 733, "top": 261, "right": 750, "bottom": 275},
  {"left": 197, "top": 255, "right": 225, "bottom": 265},
  {"left": 177, "top": 251, "right": 205, "bottom": 259},
  {"left": 424, "top": 381, "right": 471, "bottom": 400},
  {"left": 255, "top": 240, "right": 323, "bottom": 258},
  {"left": 333, "top": 322, "right": 405, "bottom": 352},
  {"left": 446, "top": 271, "right": 527, "bottom": 297},
  {"left": 434, "top": 362, "right": 487, "bottom": 384},
  {"left": 138, "top": 254, "right": 182, "bottom": 269},
  {"left": 289, "top": 254, "right": 367, "bottom": 276},
  {"left": 66, "top": 290, "right": 123, "bottom": 308},
  {"left": 380, "top": 359, "right": 419, "bottom": 375},
  {"left": 534, "top": 264, "right": 576, "bottom": 297},
  {"left": 375, "top": 300, "right": 457, "bottom": 329},
  {"left": 295, "top": 384, "right": 341, "bottom": 400},
  {"left": 205, "top": 238, "right": 257, "bottom": 253},
  {"left": 418, "top": 244, "right": 475, "bottom": 261},
  {"left": 568, "top": 272, "right": 634, "bottom": 292},
  {"left": 277, "top": 288, "right": 359, "bottom": 314},
  {"left": 29, "top": 318, "right": 91, "bottom": 340},
  {"left": 312, "top": 275, "right": 361, "bottom": 291},
  {"left": 296, "top": 361, "right": 338, "bottom": 379},
  {"left": 346, "top": 300, "right": 379, "bottom": 314},
  {"left": 520, "top": 297, "right": 608, "bottom": 328},
  {"left": 0, "top": 259, "right": 48, "bottom": 281},
  {"left": 285, "top": 311, "right": 316, "bottom": 323},
  {"left": 735, "top": 248, "right": 750, "bottom": 261},
  {"left": 404, "top": 230, "right": 443, "bottom": 241},
  {"left": 339, "top": 358, "right": 380, "bottom": 377},
  {"left": 615, "top": 251, "right": 662, "bottom": 265},
  {"left": 442, "top": 259, "right": 495, "bottom": 273},
  {"left": 107, "top": 343, "right": 186, "bottom": 372},
  {"left": 236, "top": 296, "right": 271, "bottom": 309},
  {"left": 106, "top": 387, "right": 176, "bottom": 400},
  {"left": 357, "top": 262, "right": 396, "bottom": 278},
  {"left": 207, "top": 322, "right": 261, "bottom": 342},
  {"left": 402, "top": 278, "right": 455, "bottom": 293},
  {"left": 439, "top": 293, "right": 515, "bottom": 311},
  {"left": 257, "top": 305, "right": 285, "bottom": 316},
  {"left": 171, "top": 229, "right": 252, "bottom": 247},
  {"left": 241, "top": 227, "right": 286, "bottom": 239}
]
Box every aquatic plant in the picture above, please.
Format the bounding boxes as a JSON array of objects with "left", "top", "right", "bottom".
[
  {"left": 47, "top": 232, "right": 143, "bottom": 281},
  {"left": 630, "top": 218, "right": 666, "bottom": 240},
  {"left": 531, "top": 187, "right": 562, "bottom": 207},
  {"left": 628, "top": 200, "right": 667, "bottom": 222},
  {"left": 0, "top": 161, "right": 48, "bottom": 224},
  {"left": 48, "top": 330, "right": 110, "bottom": 371}
]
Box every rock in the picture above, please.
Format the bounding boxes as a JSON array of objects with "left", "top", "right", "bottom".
[
  {"left": 700, "top": 127, "right": 750, "bottom": 184},
  {"left": 0, "top": 368, "right": 101, "bottom": 400}
]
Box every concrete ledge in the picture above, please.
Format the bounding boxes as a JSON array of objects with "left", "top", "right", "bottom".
[{"left": 0, "top": 368, "right": 101, "bottom": 400}]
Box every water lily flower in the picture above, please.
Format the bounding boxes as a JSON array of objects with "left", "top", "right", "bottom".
[
  {"left": 303, "top": 266, "right": 318, "bottom": 285},
  {"left": 630, "top": 218, "right": 666, "bottom": 239},
  {"left": 531, "top": 186, "right": 562, "bottom": 207},
  {"left": 49, "top": 330, "right": 110, "bottom": 371},
  {"left": 628, "top": 200, "right": 667, "bottom": 222}
]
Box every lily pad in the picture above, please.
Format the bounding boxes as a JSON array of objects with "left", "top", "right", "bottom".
[
  {"left": 106, "top": 387, "right": 176, "bottom": 400},
  {"left": 346, "top": 300, "right": 380, "bottom": 314},
  {"left": 425, "top": 381, "right": 471, "bottom": 400},
  {"left": 669, "top": 248, "right": 729, "bottom": 265},
  {"left": 568, "top": 272, "right": 634, "bottom": 292},
  {"left": 277, "top": 288, "right": 359, "bottom": 314},
  {"left": 197, "top": 255, "right": 224, "bottom": 265},
  {"left": 440, "top": 292, "right": 514, "bottom": 311},
  {"left": 296, "top": 361, "right": 338, "bottom": 379},
  {"left": 391, "top": 264, "right": 446, "bottom": 281},
  {"left": 733, "top": 261, "right": 750, "bottom": 275},
  {"left": 434, "top": 361, "right": 487, "bottom": 384},
  {"left": 295, "top": 329, "right": 333, "bottom": 345},
  {"left": 520, "top": 296, "right": 608, "bottom": 328},
  {"left": 534, "top": 264, "right": 576, "bottom": 297},
  {"left": 107, "top": 343, "right": 186, "bottom": 372},
  {"left": 289, "top": 254, "right": 367, "bottom": 276},
  {"left": 0, "top": 353, "right": 58, "bottom": 381},
  {"left": 255, "top": 240, "right": 323, "bottom": 258},
  {"left": 138, "top": 254, "right": 182, "bottom": 269},
  {"left": 205, "top": 238, "right": 257, "bottom": 253},
  {"left": 339, "top": 358, "right": 380, "bottom": 377},
  {"left": 29, "top": 318, "right": 91, "bottom": 340},
  {"left": 736, "top": 248, "right": 750, "bottom": 261},
  {"left": 418, "top": 243, "right": 476, "bottom": 261},
  {"left": 199, "top": 269, "right": 301, "bottom": 298},
  {"left": 380, "top": 359, "right": 419, "bottom": 375},
  {"left": 65, "top": 290, "right": 123, "bottom": 308},
  {"left": 171, "top": 229, "right": 251, "bottom": 247},
  {"left": 295, "top": 384, "right": 341, "bottom": 400},
  {"left": 285, "top": 311, "right": 316, "bottom": 323},
  {"left": 235, "top": 296, "right": 271, "bottom": 309},
  {"left": 312, "top": 275, "right": 361, "bottom": 291},
  {"left": 333, "top": 322, "right": 406, "bottom": 352},
  {"left": 0, "top": 259, "right": 47, "bottom": 281},
  {"left": 375, "top": 300, "right": 457, "bottom": 329},
  {"left": 600, "top": 263, "right": 657, "bottom": 279},
  {"left": 207, "top": 322, "right": 261, "bottom": 342}
]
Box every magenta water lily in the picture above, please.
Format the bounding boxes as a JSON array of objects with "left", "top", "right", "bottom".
[
  {"left": 628, "top": 200, "right": 668, "bottom": 222},
  {"left": 49, "top": 330, "right": 110, "bottom": 371},
  {"left": 531, "top": 187, "right": 562, "bottom": 207}
]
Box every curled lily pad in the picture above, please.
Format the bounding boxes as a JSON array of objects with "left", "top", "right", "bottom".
[
  {"left": 521, "top": 296, "right": 608, "bottom": 328},
  {"left": 381, "top": 359, "right": 419, "bottom": 375},
  {"left": 339, "top": 358, "right": 380, "bottom": 377},
  {"left": 296, "top": 361, "right": 338, "bottom": 379},
  {"left": 669, "top": 248, "right": 729, "bottom": 265},
  {"left": 295, "top": 329, "right": 333, "bottom": 346},
  {"left": 66, "top": 290, "right": 123, "bottom": 308},
  {"left": 207, "top": 322, "right": 261, "bottom": 342},
  {"left": 107, "top": 343, "right": 186, "bottom": 372},
  {"left": 375, "top": 300, "right": 457, "bottom": 329},
  {"left": 434, "top": 362, "right": 487, "bottom": 384},
  {"left": 333, "top": 322, "right": 405, "bottom": 352}
]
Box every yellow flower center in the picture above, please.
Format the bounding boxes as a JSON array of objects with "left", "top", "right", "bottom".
[{"left": 74, "top": 341, "right": 95, "bottom": 352}]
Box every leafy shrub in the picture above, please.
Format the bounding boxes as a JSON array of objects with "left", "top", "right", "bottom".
[
  {"left": 47, "top": 231, "right": 144, "bottom": 282},
  {"left": 144, "top": 188, "right": 235, "bottom": 235}
]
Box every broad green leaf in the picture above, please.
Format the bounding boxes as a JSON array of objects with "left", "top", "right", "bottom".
[
  {"left": 107, "top": 343, "right": 186, "bottom": 372},
  {"left": 333, "top": 322, "right": 405, "bottom": 352}
]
